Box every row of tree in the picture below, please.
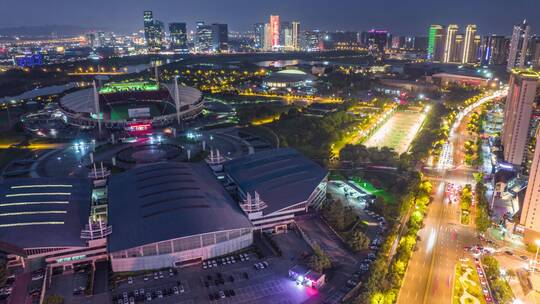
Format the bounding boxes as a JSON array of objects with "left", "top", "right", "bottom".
[
  {"left": 407, "top": 103, "right": 451, "bottom": 163},
  {"left": 481, "top": 256, "right": 514, "bottom": 303},
  {"left": 475, "top": 182, "right": 491, "bottom": 233},
  {"left": 460, "top": 184, "right": 473, "bottom": 225},
  {"left": 354, "top": 178, "right": 433, "bottom": 304}
]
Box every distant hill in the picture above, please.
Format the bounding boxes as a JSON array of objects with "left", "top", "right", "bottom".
[{"left": 0, "top": 25, "right": 103, "bottom": 38}]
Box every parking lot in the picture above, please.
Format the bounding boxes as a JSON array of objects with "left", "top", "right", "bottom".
[
  {"left": 47, "top": 272, "right": 90, "bottom": 304},
  {"left": 326, "top": 180, "right": 386, "bottom": 241},
  {"left": 111, "top": 250, "right": 319, "bottom": 304},
  {"left": 298, "top": 182, "right": 390, "bottom": 303}
]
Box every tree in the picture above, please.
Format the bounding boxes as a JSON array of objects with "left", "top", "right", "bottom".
[
  {"left": 473, "top": 172, "right": 484, "bottom": 183},
  {"left": 491, "top": 278, "right": 513, "bottom": 304},
  {"left": 476, "top": 207, "right": 491, "bottom": 233},
  {"left": 348, "top": 231, "right": 370, "bottom": 251},
  {"left": 370, "top": 292, "right": 385, "bottom": 304},
  {"left": 308, "top": 244, "right": 332, "bottom": 272},
  {"left": 482, "top": 256, "right": 500, "bottom": 279}
]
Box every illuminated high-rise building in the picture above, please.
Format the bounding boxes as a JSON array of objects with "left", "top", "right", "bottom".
[
  {"left": 143, "top": 10, "right": 154, "bottom": 38},
  {"left": 474, "top": 35, "right": 482, "bottom": 62},
  {"left": 196, "top": 21, "right": 213, "bottom": 53},
  {"left": 502, "top": 69, "right": 540, "bottom": 167},
  {"left": 211, "top": 23, "right": 228, "bottom": 52},
  {"left": 263, "top": 23, "right": 272, "bottom": 51},
  {"left": 519, "top": 94, "right": 540, "bottom": 243},
  {"left": 291, "top": 22, "right": 300, "bottom": 50},
  {"left": 428, "top": 25, "right": 445, "bottom": 61},
  {"left": 254, "top": 23, "right": 265, "bottom": 50},
  {"left": 481, "top": 35, "right": 509, "bottom": 65},
  {"left": 366, "top": 30, "right": 389, "bottom": 53},
  {"left": 143, "top": 11, "right": 164, "bottom": 52},
  {"left": 443, "top": 24, "right": 459, "bottom": 63},
  {"left": 169, "top": 23, "right": 187, "bottom": 53},
  {"left": 507, "top": 20, "right": 531, "bottom": 71},
  {"left": 281, "top": 22, "right": 292, "bottom": 49},
  {"left": 453, "top": 34, "right": 464, "bottom": 62},
  {"left": 270, "top": 15, "right": 280, "bottom": 49},
  {"left": 462, "top": 25, "right": 477, "bottom": 64},
  {"left": 143, "top": 11, "right": 156, "bottom": 51},
  {"left": 528, "top": 36, "right": 540, "bottom": 68}
]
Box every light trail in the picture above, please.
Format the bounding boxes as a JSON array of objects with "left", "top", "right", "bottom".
[
  {"left": 436, "top": 89, "right": 507, "bottom": 172},
  {"left": 427, "top": 227, "right": 437, "bottom": 253}
]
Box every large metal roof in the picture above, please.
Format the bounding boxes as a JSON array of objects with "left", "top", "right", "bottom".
[
  {"left": 224, "top": 148, "right": 327, "bottom": 214},
  {"left": 264, "top": 69, "right": 317, "bottom": 84},
  {"left": 0, "top": 178, "right": 91, "bottom": 249},
  {"left": 107, "top": 162, "right": 252, "bottom": 252}
]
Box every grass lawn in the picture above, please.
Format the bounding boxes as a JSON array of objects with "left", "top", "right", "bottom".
[
  {"left": 349, "top": 177, "right": 394, "bottom": 203},
  {"left": 453, "top": 261, "right": 487, "bottom": 304}
]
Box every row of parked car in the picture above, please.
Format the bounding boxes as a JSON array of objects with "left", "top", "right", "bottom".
[
  {"left": 359, "top": 253, "right": 377, "bottom": 272},
  {"left": 140, "top": 268, "right": 177, "bottom": 282},
  {"left": 473, "top": 258, "right": 493, "bottom": 303},
  {"left": 114, "top": 281, "right": 186, "bottom": 303},
  {"left": 203, "top": 253, "right": 250, "bottom": 269}
]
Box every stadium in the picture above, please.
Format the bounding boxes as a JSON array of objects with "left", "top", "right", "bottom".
[
  {"left": 107, "top": 162, "right": 253, "bottom": 272},
  {"left": 59, "top": 81, "right": 204, "bottom": 130},
  {"left": 262, "top": 69, "right": 317, "bottom": 89}
]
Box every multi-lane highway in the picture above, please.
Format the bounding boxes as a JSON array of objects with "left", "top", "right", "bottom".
[{"left": 397, "top": 90, "right": 507, "bottom": 304}]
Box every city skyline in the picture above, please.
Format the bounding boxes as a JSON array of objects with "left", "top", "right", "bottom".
[{"left": 0, "top": 0, "right": 539, "bottom": 35}]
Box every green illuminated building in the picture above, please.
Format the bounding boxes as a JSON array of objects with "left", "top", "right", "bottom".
[{"left": 428, "top": 25, "right": 444, "bottom": 62}]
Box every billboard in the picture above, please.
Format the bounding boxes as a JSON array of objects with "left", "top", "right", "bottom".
[
  {"left": 15, "top": 54, "right": 43, "bottom": 68},
  {"left": 128, "top": 107, "right": 150, "bottom": 118}
]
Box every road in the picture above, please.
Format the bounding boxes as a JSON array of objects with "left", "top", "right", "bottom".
[{"left": 398, "top": 90, "right": 507, "bottom": 304}]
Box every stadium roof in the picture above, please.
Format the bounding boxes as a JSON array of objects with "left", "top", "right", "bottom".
[
  {"left": 264, "top": 69, "right": 317, "bottom": 83},
  {"left": 107, "top": 162, "right": 252, "bottom": 252},
  {"left": 224, "top": 148, "right": 327, "bottom": 214},
  {"left": 0, "top": 178, "right": 91, "bottom": 249},
  {"left": 60, "top": 84, "right": 202, "bottom": 114}
]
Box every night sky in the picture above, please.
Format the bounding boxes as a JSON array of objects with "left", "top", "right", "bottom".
[{"left": 1, "top": 0, "right": 539, "bottom": 35}]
